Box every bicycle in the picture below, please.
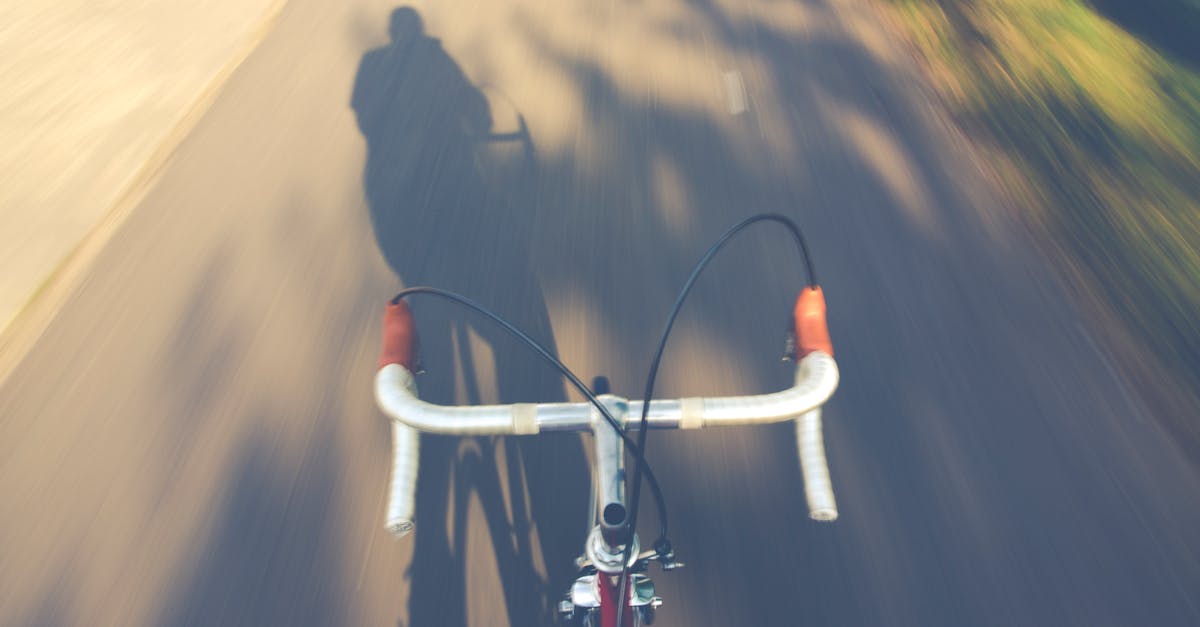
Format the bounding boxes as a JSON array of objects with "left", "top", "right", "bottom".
[{"left": 375, "top": 214, "right": 840, "bottom": 626}]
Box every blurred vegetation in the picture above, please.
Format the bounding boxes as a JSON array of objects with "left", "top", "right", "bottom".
[{"left": 889, "top": 0, "right": 1200, "bottom": 434}]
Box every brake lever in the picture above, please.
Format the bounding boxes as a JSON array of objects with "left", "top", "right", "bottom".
[{"left": 653, "top": 538, "right": 684, "bottom": 571}]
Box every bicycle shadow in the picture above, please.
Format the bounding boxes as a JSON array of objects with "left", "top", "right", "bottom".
[{"left": 351, "top": 7, "right": 588, "bottom": 625}]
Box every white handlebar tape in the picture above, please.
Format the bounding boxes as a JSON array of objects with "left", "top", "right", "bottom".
[
  {"left": 386, "top": 420, "right": 420, "bottom": 537},
  {"left": 796, "top": 408, "right": 837, "bottom": 521}
]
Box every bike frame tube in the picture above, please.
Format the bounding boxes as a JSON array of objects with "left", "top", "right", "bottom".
[{"left": 597, "top": 572, "right": 635, "bottom": 627}]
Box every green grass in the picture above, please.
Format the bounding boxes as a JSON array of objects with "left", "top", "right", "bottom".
[{"left": 889, "top": 0, "right": 1200, "bottom": 437}]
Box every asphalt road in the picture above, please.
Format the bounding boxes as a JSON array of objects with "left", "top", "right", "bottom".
[{"left": 3, "top": 0, "right": 1199, "bottom": 625}]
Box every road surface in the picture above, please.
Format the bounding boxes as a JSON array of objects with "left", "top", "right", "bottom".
[{"left": 3, "top": 0, "right": 1199, "bottom": 625}]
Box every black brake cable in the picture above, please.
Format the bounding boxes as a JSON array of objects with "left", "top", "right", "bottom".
[
  {"left": 389, "top": 286, "right": 669, "bottom": 541},
  {"left": 615, "top": 214, "right": 817, "bottom": 627}
]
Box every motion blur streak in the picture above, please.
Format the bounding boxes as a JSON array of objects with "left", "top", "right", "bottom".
[
  {"left": 2, "top": 0, "right": 1199, "bottom": 626},
  {"left": 0, "top": 0, "right": 285, "bottom": 332}
]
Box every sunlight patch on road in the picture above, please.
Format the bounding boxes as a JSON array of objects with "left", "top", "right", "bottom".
[
  {"left": 651, "top": 317, "right": 757, "bottom": 399},
  {"left": 651, "top": 150, "right": 694, "bottom": 237},
  {"left": 544, "top": 288, "right": 622, "bottom": 390},
  {"left": 817, "top": 92, "right": 940, "bottom": 238},
  {"left": 463, "top": 487, "right": 514, "bottom": 626},
  {"left": 831, "top": 0, "right": 910, "bottom": 73}
]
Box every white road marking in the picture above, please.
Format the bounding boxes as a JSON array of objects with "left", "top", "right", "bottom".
[{"left": 723, "top": 70, "right": 747, "bottom": 115}]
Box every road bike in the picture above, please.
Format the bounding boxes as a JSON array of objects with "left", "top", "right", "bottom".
[{"left": 374, "top": 214, "right": 840, "bottom": 626}]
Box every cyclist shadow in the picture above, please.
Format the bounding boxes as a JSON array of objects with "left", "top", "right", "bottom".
[{"left": 352, "top": 7, "right": 587, "bottom": 626}]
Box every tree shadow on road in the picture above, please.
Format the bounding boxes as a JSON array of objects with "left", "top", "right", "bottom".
[
  {"left": 157, "top": 423, "right": 347, "bottom": 627},
  {"left": 344, "top": 1, "right": 1200, "bottom": 626},
  {"left": 1089, "top": 0, "right": 1200, "bottom": 69}
]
